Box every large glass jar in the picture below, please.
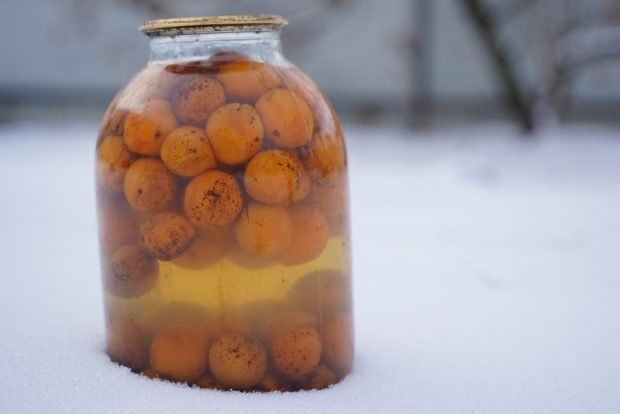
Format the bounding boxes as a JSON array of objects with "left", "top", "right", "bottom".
[{"left": 95, "top": 15, "right": 353, "bottom": 391}]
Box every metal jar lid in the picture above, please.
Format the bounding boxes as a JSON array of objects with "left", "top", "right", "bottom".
[{"left": 140, "top": 15, "right": 288, "bottom": 36}]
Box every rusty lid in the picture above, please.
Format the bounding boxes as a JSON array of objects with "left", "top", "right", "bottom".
[{"left": 140, "top": 15, "right": 288, "bottom": 36}]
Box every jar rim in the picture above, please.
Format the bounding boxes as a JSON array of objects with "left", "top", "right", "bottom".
[{"left": 140, "top": 15, "right": 288, "bottom": 36}]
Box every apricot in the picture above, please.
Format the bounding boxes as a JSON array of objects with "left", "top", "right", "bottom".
[
  {"left": 209, "top": 332, "right": 267, "bottom": 390},
  {"left": 173, "top": 77, "right": 226, "bottom": 125},
  {"left": 101, "top": 106, "right": 127, "bottom": 137},
  {"left": 183, "top": 170, "right": 243, "bottom": 229},
  {"left": 206, "top": 103, "right": 264, "bottom": 165},
  {"left": 216, "top": 60, "right": 281, "bottom": 102},
  {"left": 270, "top": 324, "right": 321, "bottom": 381},
  {"left": 234, "top": 203, "right": 293, "bottom": 258},
  {"left": 289, "top": 270, "right": 352, "bottom": 314},
  {"left": 311, "top": 178, "right": 349, "bottom": 235},
  {"left": 173, "top": 226, "right": 231, "bottom": 269},
  {"left": 255, "top": 89, "right": 314, "bottom": 148},
  {"left": 106, "top": 316, "right": 148, "bottom": 371},
  {"left": 261, "top": 311, "right": 319, "bottom": 341},
  {"left": 97, "top": 136, "right": 135, "bottom": 193},
  {"left": 123, "top": 98, "right": 178, "bottom": 155},
  {"left": 150, "top": 325, "right": 209, "bottom": 382},
  {"left": 126, "top": 65, "right": 182, "bottom": 100},
  {"left": 321, "top": 312, "right": 354, "bottom": 377},
  {"left": 281, "top": 66, "right": 336, "bottom": 130},
  {"left": 201, "top": 314, "right": 251, "bottom": 342},
  {"left": 123, "top": 158, "right": 176, "bottom": 214},
  {"left": 105, "top": 244, "right": 158, "bottom": 298},
  {"left": 139, "top": 212, "right": 196, "bottom": 260},
  {"left": 244, "top": 150, "right": 310, "bottom": 205},
  {"left": 160, "top": 126, "right": 216, "bottom": 177},
  {"left": 304, "top": 130, "right": 346, "bottom": 185},
  {"left": 98, "top": 200, "right": 139, "bottom": 256},
  {"left": 256, "top": 372, "right": 292, "bottom": 392},
  {"left": 278, "top": 207, "right": 329, "bottom": 265},
  {"left": 304, "top": 365, "right": 337, "bottom": 390}
]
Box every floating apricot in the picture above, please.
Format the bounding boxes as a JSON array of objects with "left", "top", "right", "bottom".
[
  {"left": 209, "top": 332, "right": 267, "bottom": 390},
  {"left": 123, "top": 99, "right": 178, "bottom": 155},
  {"left": 256, "top": 89, "right": 313, "bottom": 148},
  {"left": 321, "top": 312, "right": 354, "bottom": 377},
  {"left": 173, "top": 226, "right": 231, "bottom": 269},
  {"left": 97, "top": 136, "right": 135, "bottom": 193},
  {"left": 123, "top": 158, "right": 177, "bottom": 214},
  {"left": 278, "top": 207, "right": 329, "bottom": 265},
  {"left": 304, "top": 364, "right": 337, "bottom": 390},
  {"left": 216, "top": 60, "right": 281, "bottom": 102},
  {"left": 270, "top": 324, "right": 321, "bottom": 381},
  {"left": 160, "top": 126, "right": 216, "bottom": 178},
  {"left": 173, "top": 77, "right": 226, "bottom": 125},
  {"left": 234, "top": 203, "right": 293, "bottom": 258},
  {"left": 139, "top": 212, "right": 196, "bottom": 260},
  {"left": 206, "top": 103, "right": 264, "bottom": 165},
  {"left": 106, "top": 316, "right": 148, "bottom": 371},
  {"left": 105, "top": 244, "right": 158, "bottom": 298},
  {"left": 150, "top": 325, "right": 209, "bottom": 382},
  {"left": 289, "top": 270, "right": 352, "bottom": 314},
  {"left": 244, "top": 150, "right": 309, "bottom": 205},
  {"left": 184, "top": 170, "right": 243, "bottom": 229},
  {"left": 304, "top": 130, "right": 346, "bottom": 185}
]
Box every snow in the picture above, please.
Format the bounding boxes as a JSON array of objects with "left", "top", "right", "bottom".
[{"left": 1, "top": 121, "right": 619, "bottom": 413}]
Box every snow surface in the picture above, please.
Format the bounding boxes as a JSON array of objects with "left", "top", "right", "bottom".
[{"left": 0, "top": 121, "right": 619, "bottom": 413}]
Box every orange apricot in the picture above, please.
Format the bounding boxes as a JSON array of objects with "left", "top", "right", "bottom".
[
  {"left": 255, "top": 89, "right": 314, "bottom": 148},
  {"left": 105, "top": 244, "right": 158, "bottom": 298},
  {"left": 206, "top": 103, "right": 264, "bottom": 165},
  {"left": 106, "top": 316, "right": 148, "bottom": 371},
  {"left": 173, "top": 226, "right": 231, "bottom": 269},
  {"left": 150, "top": 325, "right": 209, "bottom": 382},
  {"left": 98, "top": 199, "right": 140, "bottom": 256},
  {"left": 270, "top": 325, "right": 321, "bottom": 381},
  {"left": 289, "top": 270, "right": 352, "bottom": 314},
  {"left": 123, "top": 99, "right": 178, "bottom": 155},
  {"left": 97, "top": 136, "right": 135, "bottom": 193},
  {"left": 304, "top": 364, "right": 337, "bottom": 390},
  {"left": 101, "top": 106, "right": 127, "bottom": 137},
  {"left": 183, "top": 170, "right": 243, "bottom": 229},
  {"left": 278, "top": 207, "right": 329, "bottom": 265},
  {"left": 208, "top": 332, "right": 267, "bottom": 390},
  {"left": 234, "top": 203, "right": 293, "bottom": 258},
  {"left": 216, "top": 60, "right": 281, "bottom": 102},
  {"left": 304, "top": 130, "right": 346, "bottom": 185},
  {"left": 321, "top": 312, "right": 354, "bottom": 377},
  {"left": 139, "top": 212, "right": 196, "bottom": 260},
  {"left": 173, "top": 77, "right": 226, "bottom": 125},
  {"left": 160, "top": 126, "right": 217, "bottom": 177},
  {"left": 123, "top": 158, "right": 177, "bottom": 214},
  {"left": 244, "top": 150, "right": 310, "bottom": 205}
]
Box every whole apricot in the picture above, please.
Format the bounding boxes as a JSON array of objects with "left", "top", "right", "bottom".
[
  {"left": 304, "top": 130, "right": 346, "bottom": 185},
  {"left": 209, "top": 332, "right": 267, "bottom": 390},
  {"left": 173, "top": 226, "right": 231, "bottom": 269},
  {"left": 160, "top": 126, "right": 216, "bottom": 177},
  {"left": 234, "top": 203, "right": 293, "bottom": 258},
  {"left": 278, "top": 207, "right": 329, "bottom": 265},
  {"left": 97, "top": 136, "right": 135, "bottom": 193},
  {"left": 244, "top": 150, "right": 310, "bottom": 205},
  {"left": 123, "top": 158, "right": 177, "bottom": 214},
  {"left": 139, "top": 212, "right": 196, "bottom": 260},
  {"left": 105, "top": 244, "right": 158, "bottom": 298},
  {"left": 206, "top": 103, "right": 264, "bottom": 165},
  {"left": 256, "top": 89, "right": 314, "bottom": 148},
  {"left": 123, "top": 98, "right": 178, "bottom": 155},
  {"left": 150, "top": 325, "right": 209, "bottom": 382},
  {"left": 216, "top": 60, "right": 281, "bottom": 102},
  {"left": 321, "top": 312, "right": 354, "bottom": 377},
  {"left": 106, "top": 315, "right": 148, "bottom": 371},
  {"left": 173, "top": 77, "right": 226, "bottom": 125},
  {"left": 183, "top": 170, "right": 243, "bottom": 229},
  {"left": 270, "top": 325, "right": 321, "bottom": 381}
]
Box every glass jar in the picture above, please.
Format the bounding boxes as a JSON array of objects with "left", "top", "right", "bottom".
[{"left": 95, "top": 15, "right": 353, "bottom": 391}]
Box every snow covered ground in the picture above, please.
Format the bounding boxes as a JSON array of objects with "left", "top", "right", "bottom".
[{"left": 0, "top": 121, "right": 619, "bottom": 413}]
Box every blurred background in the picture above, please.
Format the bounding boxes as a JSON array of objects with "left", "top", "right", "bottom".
[{"left": 2, "top": 0, "right": 620, "bottom": 128}]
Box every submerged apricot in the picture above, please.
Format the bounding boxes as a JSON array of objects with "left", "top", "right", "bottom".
[
  {"left": 173, "top": 226, "right": 231, "bottom": 269},
  {"left": 270, "top": 325, "right": 321, "bottom": 381},
  {"left": 304, "top": 130, "right": 346, "bottom": 185},
  {"left": 98, "top": 200, "right": 139, "bottom": 256},
  {"left": 278, "top": 207, "right": 329, "bottom": 265},
  {"left": 173, "top": 77, "right": 226, "bottom": 125},
  {"left": 206, "top": 103, "right": 264, "bottom": 165},
  {"left": 160, "top": 126, "right": 216, "bottom": 177},
  {"left": 256, "top": 89, "right": 314, "bottom": 148},
  {"left": 216, "top": 60, "right": 281, "bottom": 102},
  {"left": 139, "top": 212, "right": 196, "bottom": 260},
  {"left": 184, "top": 170, "right": 243, "bottom": 229},
  {"left": 123, "top": 98, "right": 177, "bottom": 155},
  {"left": 304, "top": 364, "right": 337, "bottom": 390},
  {"left": 150, "top": 325, "right": 209, "bottom": 382},
  {"left": 106, "top": 316, "right": 148, "bottom": 371},
  {"left": 234, "top": 203, "right": 293, "bottom": 258},
  {"left": 321, "top": 312, "right": 354, "bottom": 377},
  {"left": 105, "top": 244, "right": 158, "bottom": 298},
  {"left": 209, "top": 332, "right": 267, "bottom": 390},
  {"left": 123, "top": 158, "right": 177, "bottom": 214},
  {"left": 97, "top": 136, "right": 135, "bottom": 193},
  {"left": 244, "top": 150, "right": 310, "bottom": 205}
]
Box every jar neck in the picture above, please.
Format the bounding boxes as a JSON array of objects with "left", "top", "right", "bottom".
[{"left": 148, "top": 30, "right": 284, "bottom": 63}]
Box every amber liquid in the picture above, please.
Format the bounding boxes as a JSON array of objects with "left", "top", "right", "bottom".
[{"left": 96, "top": 55, "right": 353, "bottom": 391}]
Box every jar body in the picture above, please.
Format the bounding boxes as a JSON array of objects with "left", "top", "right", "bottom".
[{"left": 95, "top": 30, "right": 353, "bottom": 391}]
